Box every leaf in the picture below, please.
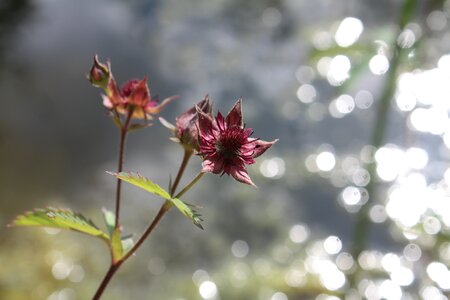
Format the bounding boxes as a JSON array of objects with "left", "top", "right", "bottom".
[
  {"left": 111, "top": 227, "right": 123, "bottom": 262},
  {"left": 171, "top": 198, "right": 204, "bottom": 229},
  {"left": 110, "top": 172, "right": 203, "bottom": 229},
  {"left": 110, "top": 172, "right": 171, "bottom": 199},
  {"left": 9, "top": 207, "right": 109, "bottom": 241},
  {"left": 102, "top": 208, "right": 116, "bottom": 236}
]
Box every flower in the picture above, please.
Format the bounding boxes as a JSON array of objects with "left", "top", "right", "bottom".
[
  {"left": 174, "top": 95, "right": 212, "bottom": 152},
  {"left": 88, "top": 55, "right": 177, "bottom": 120},
  {"left": 197, "top": 98, "right": 277, "bottom": 186}
]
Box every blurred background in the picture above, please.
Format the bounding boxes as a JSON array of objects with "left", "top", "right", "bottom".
[{"left": 1, "top": 0, "right": 450, "bottom": 299}]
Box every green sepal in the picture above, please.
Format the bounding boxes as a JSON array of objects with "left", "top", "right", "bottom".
[
  {"left": 8, "top": 207, "right": 109, "bottom": 241},
  {"left": 110, "top": 172, "right": 203, "bottom": 229},
  {"left": 121, "top": 235, "right": 134, "bottom": 254},
  {"left": 111, "top": 112, "right": 123, "bottom": 129},
  {"left": 111, "top": 227, "right": 123, "bottom": 263},
  {"left": 102, "top": 208, "right": 116, "bottom": 236},
  {"left": 128, "top": 122, "right": 152, "bottom": 133}
]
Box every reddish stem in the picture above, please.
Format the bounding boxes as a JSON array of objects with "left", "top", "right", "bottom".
[
  {"left": 114, "top": 110, "right": 134, "bottom": 229},
  {"left": 92, "top": 148, "right": 194, "bottom": 299}
]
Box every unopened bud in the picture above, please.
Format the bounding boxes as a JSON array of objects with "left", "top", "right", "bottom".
[{"left": 88, "top": 55, "right": 110, "bottom": 89}]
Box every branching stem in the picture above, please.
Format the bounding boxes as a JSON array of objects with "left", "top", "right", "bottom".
[{"left": 93, "top": 148, "right": 203, "bottom": 299}]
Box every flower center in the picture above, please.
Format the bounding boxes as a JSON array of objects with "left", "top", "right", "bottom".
[
  {"left": 120, "top": 79, "right": 141, "bottom": 97},
  {"left": 215, "top": 126, "right": 246, "bottom": 159}
]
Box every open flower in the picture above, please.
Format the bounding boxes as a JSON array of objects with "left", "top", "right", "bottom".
[
  {"left": 197, "top": 98, "right": 277, "bottom": 186},
  {"left": 88, "top": 55, "right": 177, "bottom": 120}
]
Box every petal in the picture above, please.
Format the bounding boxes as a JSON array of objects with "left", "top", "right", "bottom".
[
  {"left": 216, "top": 112, "right": 226, "bottom": 131},
  {"left": 106, "top": 77, "right": 122, "bottom": 105},
  {"left": 159, "top": 117, "right": 176, "bottom": 131},
  {"left": 202, "top": 155, "right": 225, "bottom": 174},
  {"left": 102, "top": 94, "right": 114, "bottom": 108},
  {"left": 225, "top": 98, "right": 243, "bottom": 128},
  {"left": 230, "top": 164, "right": 256, "bottom": 187},
  {"left": 197, "top": 105, "right": 216, "bottom": 136},
  {"left": 249, "top": 139, "right": 278, "bottom": 158},
  {"left": 129, "top": 78, "right": 150, "bottom": 107}
]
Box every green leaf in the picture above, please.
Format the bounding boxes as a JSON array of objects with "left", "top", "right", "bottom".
[
  {"left": 171, "top": 198, "right": 204, "bottom": 229},
  {"left": 110, "top": 172, "right": 171, "bottom": 199},
  {"left": 102, "top": 208, "right": 116, "bottom": 236},
  {"left": 111, "top": 227, "right": 123, "bottom": 262},
  {"left": 110, "top": 172, "right": 203, "bottom": 229},
  {"left": 9, "top": 207, "right": 109, "bottom": 241}
]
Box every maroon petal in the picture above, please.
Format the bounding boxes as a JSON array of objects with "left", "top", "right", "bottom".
[
  {"left": 202, "top": 154, "right": 225, "bottom": 174},
  {"left": 145, "top": 95, "right": 178, "bottom": 115},
  {"left": 106, "top": 77, "right": 122, "bottom": 106},
  {"left": 225, "top": 98, "right": 243, "bottom": 128},
  {"left": 229, "top": 164, "right": 256, "bottom": 187},
  {"left": 128, "top": 78, "right": 150, "bottom": 107},
  {"left": 197, "top": 105, "right": 216, "bottom": 136},
  {"left": 250, "top": 139, "right": 278, "bottom": 158}
]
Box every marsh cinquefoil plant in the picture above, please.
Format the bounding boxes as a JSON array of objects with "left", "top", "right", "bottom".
[{"left": 8, "top": 55, "right": 277, "bottom": 299}]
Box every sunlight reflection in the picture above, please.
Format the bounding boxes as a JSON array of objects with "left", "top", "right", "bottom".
[
  {"left": 231, "top": 240, "right": 250, "bottom": 258},
  {"left": 260, "top": 157, "right": 286, "bottom": 179},
  {"left": 199, "top": 281, "right": 218, "bottom": 299},
  {"left": 316, "top": 151, "right": 336, "bottom": 172},
  {"left": 335, "top": 17, "right": 364, "bottom": 47},
  {"left": 297, "top": 84, "right": 317, "bottom": 103},
  {"left": 323, "top": 236, "right": 342, "bottom": 255},
  {"left": 289, "top": 224, "right": 310, "bottom": 244},
  {"left": 327, "top": 55, "right": 351, "bottom": 86},
  {"left": 427, "top": 262, "right": 450, "bottom": 289},
  {"left": 369, "top": 54, "right": 389, "bottom": 75}
]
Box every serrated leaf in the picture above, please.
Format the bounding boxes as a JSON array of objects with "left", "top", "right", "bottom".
[
  {"left": 102, "top": 208, "right": 115, "bottom": 236},
  {"left": 111, "top": 172, "right": 171, "bottom": 199},
  {"left": 111, "top": 227, "right": 123, "bottom": 262},
  {"left": 110, "top": 172, "right": 203, "bottom": 229},
  {"left": 9, "top": 207, "right": 109, "bottom": 241},
  {"left": 171, "top": 198, "right": 204, "bottom": 229}
]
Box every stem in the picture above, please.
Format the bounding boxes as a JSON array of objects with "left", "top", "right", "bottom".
[
  {"left": 170, "top": 150, "right": 193, "bottom": 196},
  {"left": 92, "top": 149, "right": 200, "bottom": 299},
  {"left": 120, "top": 201, "right": 172, "bottom": 263},
  {"left": 92, "top": 265, "right": 119, "bottom": 300},
  {"left": 349, "top": 0, "right": 418, "bottom": 287},
  {"left": 114, "top": 110, "right": 133, "bottom": 229},
  {"left": 174, "top": 171, "right": 205, "bottom": 199}
]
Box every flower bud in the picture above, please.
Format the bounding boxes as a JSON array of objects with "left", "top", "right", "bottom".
[
  {"left": 88, "top": 55, "right": 110, "bottom": 89},
  {"left": 175, "top": 95, "right": 212, "bottom": 152}
]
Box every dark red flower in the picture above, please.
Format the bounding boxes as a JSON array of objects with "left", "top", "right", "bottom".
[{"left": 197, "top": 98, "right": 277, "bottom": 186}]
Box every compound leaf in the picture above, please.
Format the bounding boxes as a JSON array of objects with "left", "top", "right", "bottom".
[
  {"left": 9, "top": 207, "right": 109, "bottom": 241},
  {"left": 110, "top": 172, "right": 203, "bottom": 229}
]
